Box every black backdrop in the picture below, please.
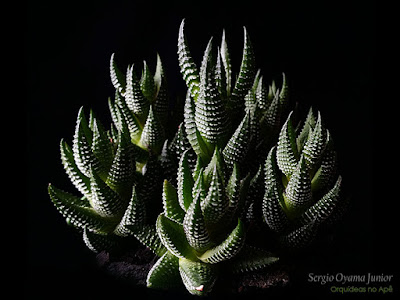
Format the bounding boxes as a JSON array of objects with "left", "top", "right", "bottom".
[{"left": 27, "top": 0, "right": 383, "bottom": 299}]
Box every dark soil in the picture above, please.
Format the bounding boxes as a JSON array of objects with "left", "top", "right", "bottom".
[
  {"left": 96, "top": 246, "right": 291, "bottom": 297},
  {"left": 96, "top": 247, "right": 157, "bottom": 286}
]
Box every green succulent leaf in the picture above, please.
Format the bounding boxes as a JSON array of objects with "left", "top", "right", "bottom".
[
  {"left": 162, "top": 179, "right": 185, "bottom": 223},
  {"left": 215, "top": 47, "right": 227, "bottom": 98},
  {"left": 48, "top": 184, "right": 115, "bottom": 233},
  {"left": 140, "top": 60, "right": 156, "bottom": 102},
  {"left": 220, "top": 29, "right": 232, "bottom": 97},
  {"left": 139, "top": 105, "right": 165, "bottom": 153},
  {"left": 179, "top": 258, "right": 217, "bottom": 296},
  {"left": 178, "top": 19, "right": 200, "bottom": 101},
  {"left": 83, "top": 227, "right": 117, "bottom": 253},
  {"left": 183, "top": 91, "right": 213, "bottom": 161},
  {"left": 110, "top": 53, "right": 126, "bottom": 94},
  {"left": 296, "top": 107, "right": 317, "bottom": 152},
  {"left": 222, "top": 111, "right": 251, "bottom": 169},
  {"left": 177, "top": 150, "right": 195, "bottom": 211},
  {"left": 311, "top": 131, "right": 338, "bottom": 193},
  {"left": 170, "top": 123, "right": 194, "bottom": 165},
  {"left": 126, "top": 223, "right": 167, "bottom": 257},
  {"left": 226, "top": 163, "right": 241, "bottom": 210},
  {"left": 183, "top": 191, "right": 212, "bottom": 253},
  {"left": 302, "top": 111, "right": 327, "bottom": 169},
  {"left": 90, "top": 166, "right": 124, "bottom": 218},
  {"left": 156, "top": 213, "right": 194, "bottom": 259},
  {"left": 125, "top": 64, "right": 149, "bottom": 118},
  {"left": 115, "top": 88, "right": 143, "bottom": 140},
  {"left": 60, "top": 139, "right": 91, "bottom": 199},
  {"left": 284, "top": 155, "right": 312, "bottom": 214},
  {"left": 201, "top": 165, "right": 228, "bottom": 226},
  {"left": 192, "top": 170, "right": 206, "bottom": 207},
  {"left": 106, "top": 130, "right": 135, "bottom": 198},
  {"left": 114, "top": 186, "right": 146, "bottom": 236},
  {"left": 255, "top": 76, "right": 269, "bottom": 110},
  {"left": 302, "top": 176, "right": 342, "bottom": 224},
  {"left": 230, "top": 27, "right": 256, "bottom": 111},
  {"left": 262, "top": 90, "right": 281, "bottom": 135},
  {"left": 230, "top": 245, "right": 279, "bottom": 274},
  {"left": 108, "top": 96, "right": 120, "bottom": 132},
  {"left": 72, "top": 108, "right": 99, "bottom": 178},
  {"left": 279, "top": 73, "right": 289, "bottom": 108},
  {"left": 263, "top": 147, "right": 289, "bottom": 232},
  {"left": 276, "top": 111, "right": 299, "bottom": 177},
  {"left": 154, "top": 53, "right": 165, "bottom": 96},
  {"left": 280, "top": 221, "right": 318, "bottom": 249},
  {"left": 147, "top": 251, "right": 181, "bottom": 289},
  {"left": 198, "top": 219, "right": 245, "bottom": 264},
  {"left": 91, "top": 118, "right": 114, "bottom": 179},
  {"left": 203, "top": 146, "right": 225, "bottom": 186}
]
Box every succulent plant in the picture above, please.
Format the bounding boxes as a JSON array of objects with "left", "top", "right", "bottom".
[
  {"left": 48, "top": 54, "right": 172, "bottom": 255},
  {"left": 47, "top": 18, "right": 348, "bottom": 297},
  {"left": 146, "top": 148, "right": 278, "bottom": 295},
  {"left": 262, "top": 108, "right": 345, "bottom": 249}
]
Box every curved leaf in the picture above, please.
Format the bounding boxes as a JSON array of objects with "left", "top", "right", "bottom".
[
  {"left": 147, "top": 251, "right": 180, "bottom": 289},
  {"left": 302, "top": 111, "right": 327, "bottom": 169},
  {"left": 201, "top": 165, "right": 228, "bottom": 226},
  {"left": 48, "top": 184, "right": 115, "bottom": 233},
  {"left": 222, "top": 112, "right": 251, "bottom": 169},
  {"left": 125, "top": 64, "right": 149, "bottom": 117},
  {"left": 156, "top": 214, "right": 194, "bottom": 259},
  {"left": 60, "top": 139, "right": 91, "bottom": 199},
  {"left": 230, "top": 27, "right": 255, "bottom": 111},
  {"left": 230, "top": 245, "right": 279, "bottom": 274},
  {"left": 179, "top": 258, "right": 217, "bottom": 296},
  {"left": 285, "top": 155, "right": 312, "bottom": 214},
  {"left": 263, "top": 147, "right": 289, "bottom": 232},
  {"left": 106, "top": 130, "right": 135, "bottom": 198},
  {"left": 177, "top": 150, "right": 195, "bottom": 211},
  {"left": 110, "top": 53, "right": 126, "bottom": 94},
  {"left": 276, "top": 111, "right": 299, "bottom": 177},
  {"left": 140, "top": 60, "right": 156, "bottom": 102},
  {"left": 162, "top": 179, "right": 185, "bottom": 223},
  {"left": 183, "top": 191, "right": 211, "bottom": 253},
  {"left": 302, "top": 176, "right": 342, "bottom": 224},
  {"left": 90, "top": 166, "right": 124, "bottom": 218},
  {"left": 139, "top": 105, "right": 165, "bottom": 153},
  {"left": 178, "top": 19, "right": 200, "bottom": 100},
  {"left": 114, "top": 186, "right": 146, "bottom": 236},
  {"left": 82, "top": 227, "right": 117, "bottom": 253},
  {"left": 198, "top": 219, "right": 245, "bottom": 264}
]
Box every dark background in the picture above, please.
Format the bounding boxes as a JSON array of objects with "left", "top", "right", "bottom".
[{"left": 27, "top": 0, "right": 384, "bottom": 299}]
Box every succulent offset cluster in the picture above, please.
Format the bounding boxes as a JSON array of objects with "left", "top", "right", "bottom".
[
  {"left": 48, "top": 54, "right": 172, "bottom": 254},
  {"left": 178, "top": 19, "right": 289, "bottom": 171},
  {"left": 262, "top": 109, "right": 345, "bottom": 248},
  {"left": 147, "top": 149, "right": 278, "bottom": 295},
  {"left": 48, "top": 19, "right": 346, "bottom": 296}
]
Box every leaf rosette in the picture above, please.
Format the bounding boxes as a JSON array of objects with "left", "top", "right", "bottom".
[
  {"left": 262, "top": 108, "right": 346, "bottom": 249},
  {"left": 147, "top": 149, "right": 278, "bottom": 295}
]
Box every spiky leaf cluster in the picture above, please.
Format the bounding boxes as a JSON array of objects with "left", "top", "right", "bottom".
[
  {"left": 262, "top": 108, "right": 345, "bottom": 249},
  {"left": 48, "top": 54, "right": 173, "bottom": 254},
  {"left": 147, "top": 149, "right": 278, "bottom": 295},
  {"left": 109, "top": 53, "right": 169, "bottom": 155},
  {"left": 178, "top": 20, "right": 289, "bottom": 170}
]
